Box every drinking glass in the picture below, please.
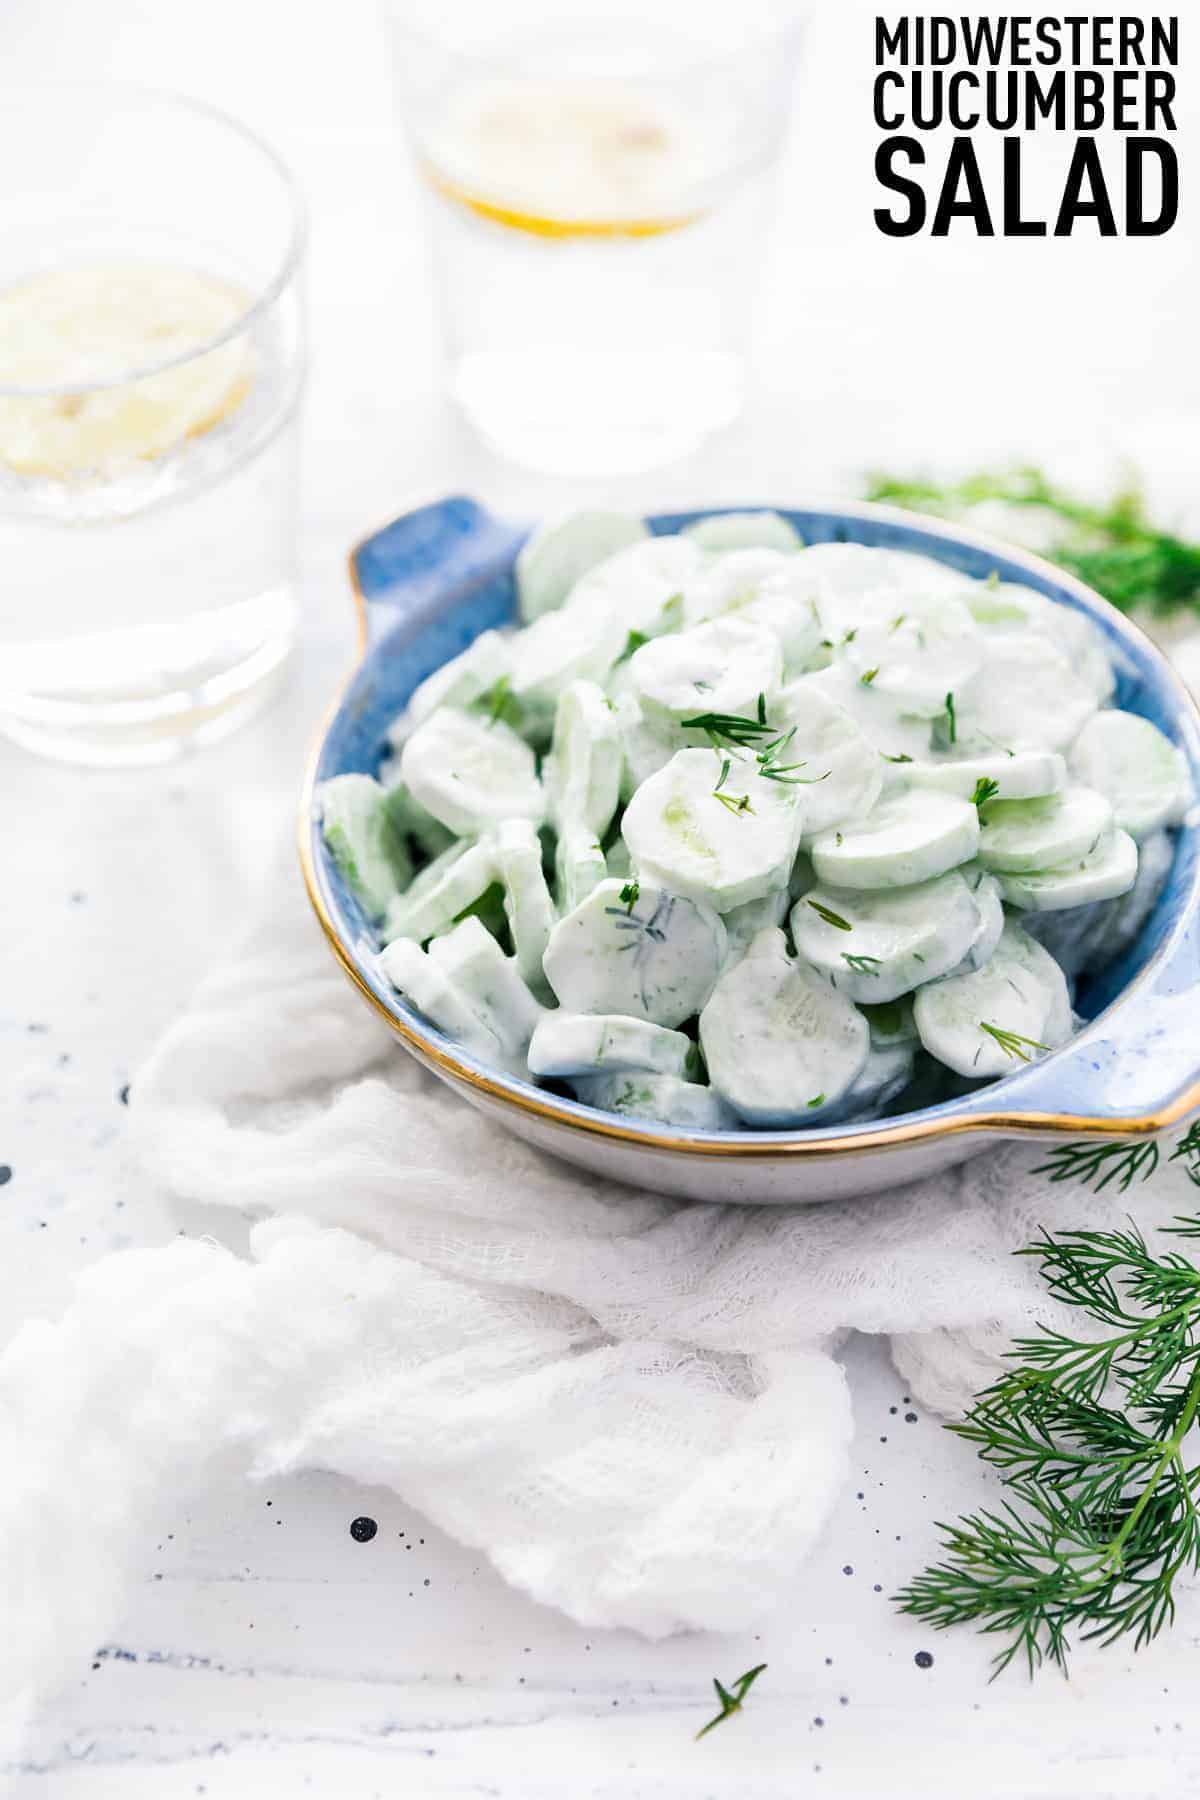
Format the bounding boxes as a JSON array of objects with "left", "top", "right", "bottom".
[
  {"left": 0, "top": 86, "right": 306, "bottom": 766},
  {"left": 387, "top": 0, "right": 803, "bottom": 476}
]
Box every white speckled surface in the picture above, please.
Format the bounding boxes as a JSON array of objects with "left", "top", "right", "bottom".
[{"left": 3, "top": 0, "right": 1199, "bottom": 1791}]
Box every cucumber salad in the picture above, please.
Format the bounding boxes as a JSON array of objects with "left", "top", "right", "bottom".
[{"left": 318, "top": 508, "right": 1192, "bottom": 1133}]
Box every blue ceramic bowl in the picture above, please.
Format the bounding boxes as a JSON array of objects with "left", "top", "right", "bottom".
[{"left": 300, "top": 496, "right": 1200, "bottom": 1203}]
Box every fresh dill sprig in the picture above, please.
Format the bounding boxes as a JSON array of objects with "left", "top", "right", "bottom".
[
  {"left": 681, "top": 693, "right": 773, "bottom": 750},
  {"left": 883, "top": 752, "right": 913, "bottom": 764},
  {"left": 863, "top": 467, "right": 1200, "bottom": 620},
  {"left": 1171, "top": 1123, "right": 1200, "bottom": 1184},
  {"left": 473, "top": 675, "right": 523, "bottom": 730},
  {"left": 695, "top": 1664, "right": 768, "bottom": 1739},
  {"left": 714, "top": 789, "right": 755, "bottom": 818},
  {"left": 896, "top": 1204, "right": 1200, "bottom": 1677},
  {"left": 843, "top": 953, "right": 881, "bottom": 975},
  {"left": 617, "top": 879, "right": 640, "bottom": 916},
  {"left": 930, "top": 691, "right": 958, "bottom": 752},
  {"left": 980, "top": 1020, "right": 1049, "bottom": 1061},
  {"left": 808, "top": 899, "right": 854, "bottom": 932},
  {"left": 1033, "top": 1140, "right": 1161, "bottom": 1195},
  {"left": 971, "top": 776, "right": 1001, "bottom": 810},
  {"left": 860, "top": 667, "right": 880, "bottom": 686},
  {"left": 755, "top": 725, "right": 831, "bottom": 786}
]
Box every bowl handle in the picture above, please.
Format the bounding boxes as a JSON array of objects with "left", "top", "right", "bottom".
[
  {"left": 953, "top": 916, "right": 1200, "bottom": 1135},
  {"left": 349, "top": 495, "right": 525, "bottom": 648}
]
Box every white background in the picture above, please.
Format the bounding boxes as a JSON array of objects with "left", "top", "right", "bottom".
[{"left": 2, "top": 1, "right": 1198, "bottom": 1794}]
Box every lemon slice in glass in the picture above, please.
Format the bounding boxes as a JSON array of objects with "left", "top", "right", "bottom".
[{"left": 0, "top": 264, "right": 254, "bottom": 477}]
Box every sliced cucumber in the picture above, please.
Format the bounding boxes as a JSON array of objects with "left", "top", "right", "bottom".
[
  {"left": 380, "top": 776, "right": 458, "bottom": 861},
  {"left": 564, "top": 534, "right": 705, "bottom": 640},
  {"left": 860, "top": 996, "right": 919, "bottom": 1050},
  {"left": 610, "top": 690, "right": 683, "bottom": 802},
  {"left": 790, "top": 869, "right": 986, "bottom": 1003},
  {"left": 954, "top": 632, "right": 1099, "bottom": 753},
  {"left": 772, "top": 679, "right": 883, "bottom": 835},
  {"left": 956, "top": 867, "right": 1005, "bottom": 972},
  {"left": 542, "top": 877, "right": 726, "bottom": 1028},
  {"left": 699, "top": 928, "right": 869, "bottom": 1125},
  {"left": 527, "top": 1012, "right": 693, "bottom": 1079},
  {"left": 995, "top": 828, "right": 1139, "bottom": 912},
  {"left": 809, "top": 789, "right": 979, "bottom": 891},
  {"left": 977, "top": 785, "right": 1113, "bottom": 874},
  {"left": 837, "top": 593, "right": 984, "bottom": 720},
  {"left": 400, "top": 705, "right": 544, "bottom": 837},
  {"left": 631, "top": 616, "right": 782, "bottom": 727},
  {"left": 547, "top": 679, "right": 622, "bottom": 840},
  {"left": 622, "top": 747, "right": 806, "bottom": 912},
  {"left": 402, "top": 629, "right": 512, "bottom": 729},
  {"left": 913, "top": 921, "right": 1072, "bottom": 1079},
  {"left": 318, "top": 773, "right": 411, "bottom": 919},
  {"left": 721, "top": 887, "right": 790, "bottom": 967},
  {"left": 383, "top": 839, "right": 496, "bottom": 945},
  {"left": 682, "top": 510, "right": 803, "bottom": 554},
  {"left": 491, "top": 817, "right": 556, "bottom": 998},
  {"left": 800, "top": 664, "right": 936, "bottom": 765},
  {"left": 902, "top": 748, "right": 1065, "bottom": 803},
  {"left": 427, "top": 917, "right": 545, "bottom": 1056},
  {"left": 516, "top": 510, "right": 648, "bottom": 622},
  {"left": 509, "top": 599, "right": 629, "bottom": 719},
  {"left": 680, "top": 546, "right": 791, "bottom": 627},
  {"left": 966, "top": 582, "right": 1116, "bottom": 704},
  {"left": 379, "top": 936, "right": 510, "bottom": 1066},
  {"left": 569, "top": 1071, "right": 739, "bottom": 1130},
  {"left": 823, "top": 1043, "right": 915, "bottom": 1122},
  {"left": 555, "top": 825, "right": 608, "bottom": 914},
  {"left": 1068, "top": 710, "right": 1186, "bottom": 840}
]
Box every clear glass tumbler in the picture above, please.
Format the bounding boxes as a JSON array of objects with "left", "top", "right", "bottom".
[
  {"left": 387, "top": 1, "right": 802, "bottom": 476},
  {"left": 0, "top": 86, "right": 306, "bottom": 766}
]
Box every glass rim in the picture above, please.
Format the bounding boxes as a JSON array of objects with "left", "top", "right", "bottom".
[
  {"left": 385, "top": 2, "right": 806, "bottom": 81},
  {"left": 0, "top": 81, "right": 307, "bottom": 399}
]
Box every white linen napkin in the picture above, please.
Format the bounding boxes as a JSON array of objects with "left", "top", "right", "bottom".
[{"left": 2, "top": 858, "right": 1196, "bottom": 1698}]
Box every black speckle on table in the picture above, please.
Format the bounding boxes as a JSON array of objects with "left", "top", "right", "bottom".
[
  {"left": 914, "top": 1650, "right": 934, "bottom": 1670},
  {"left": 118, "top": 1084, "right": 131, "bottom": 1106},
  {"left": 842, "top": 1564, "right": 853, "bottom": 1576},
  {"left": 0, "top": 1166, "right": 11, "bottom": 1187},
  {"left": 349, "top": 1515, "right": 378, "bottom": 1543},
  {"left": 905, "top": 1411, "right": 918, "bottom": 1423}
]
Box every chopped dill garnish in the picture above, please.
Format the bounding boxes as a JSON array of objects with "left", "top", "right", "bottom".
[
  {"left": 971, "top": 776, "right": 1001, "bottom": 810},
  {"left": 695, "top": 1664, "right": 768, "bottom": 1740},
  {"left": 843, "top": 953, "right": 881, "bottom": 975},
  {"left": 860, "top": 667, "right": 880, "bottom": 686},
  {"left": 617, "top": 879, "right": 640, "bottom": 916},
  {"left": 980, "top": 1020, "right": 1048, "bottom": 1061},
  {"left": 808, "top": 899, "right": 853, "bottom": 932}
]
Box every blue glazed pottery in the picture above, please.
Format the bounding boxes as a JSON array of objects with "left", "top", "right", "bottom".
[{"left": 300, "top": 497, "right": 1200, "bottom": 1203}]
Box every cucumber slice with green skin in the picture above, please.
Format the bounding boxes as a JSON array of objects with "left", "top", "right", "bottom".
[
  {"left": 380, "top": 774, "right": 458, "bottom": 861},
  {"left": 542, "top": 877, "right": 727, "bottom": 1028},
  {"left": 789, "top": 869, "right": 986, "bottom": 1003},
  {"left": 569, "top": 1071, "right": 739, "bottom": 1130},
  {"left": 860, "top": 996, "right": 919, "bottom": 1050},
  {"left": 400, "top": 706, "right": 545, "bottom": 837},
  {"left": 610, "top": 691, "right": 683, "bottom": 802},
  {"left": 379, "top": 936, "right": 511, "bottom": 1066},
  {"left": 901, "top": 748, "right": 1066, "bottom": 803},
  {"left": 382, "top": 839, "right": 496, "bottom": 945},
  {"left": 527, "top": 1012, "right": 693, "bottom": 1079},
  {"left": 913, "top": 922, "right": 1071, "bottom": 1079},
  {"left": 721, "top": 887, "right": 790, "bottom": 967},
  {"left": 699, "top": 928, "right": 870, "bottom": 1125},
  {"left": 837, "top": 594, "right": 984, "bottom": 720},
  {"left": 956, "top": 868, "right": 1005, "bottom": 972},
  {"left": 564, "top": 535, "right": 705, "bottom": 640},
  {"left": 401, "top": 629, "right": 512, "bottom": 731},
  {"left": 548, "top": 679, "right": 622, "bottom": 840},
  {"left": 491, "top": 817, "right": 556, "bottom": 999},
  {"left": 509, "top": 600, "right": 629, "bottom": 719},
  {"left": 1068, "top": 710, "right": 1186, "bottom": 840},
  {"left": 318, "top": 774, "right": 412, "bottom": 919},
  {"left": 622, "top": 747, "right": 806, "bottom": 912},
  {"left": 682, "top": 511, "right": 803, "bottom": 554},
  {"left": 555, "top": 826, "right": 608, "bottom": 914},
  {"left": 954, "top": 632, "right": 1099, "bottom": 754},
  {"left": 976, "top": 785, "right": 1113, "bottom": 874},
  {"left": 800, "top": 665, "right": 936, "bottom": 765},
  {"left": 427, "top": 917, "right": 545, "bottom": 1055},
  {"left": 995, "top": 828, "right": 1139, "bottom": 912},
  {"left": 516, "top": 511, "right": 649, "bottom": 622},
  {"left": 1029, "top": 829, "right": 1174, "bottom": 976},
  {"left": 772, "top": 680, "right": 883, "bottom": 836},
  {"left": 809, "top": 789, "right": 979, "bottom": 891},
  {"left": 822, "top": 1043, "right": 915, "bottom": 1122},
  {"left": 630, "top": 616, "right": 782, "bottom": 728}
]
